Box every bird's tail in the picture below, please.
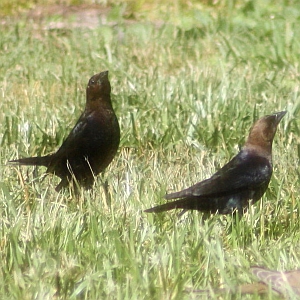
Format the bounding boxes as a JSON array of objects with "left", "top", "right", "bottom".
[
  {"left": 164, "top": 187, "right": 193, "bottom": 200},
  {"left": 144, "top": 198, "right": 193, "bottom": 213},
  {"left": 9, "top": 155, "right": 51, "bottom": 167}
]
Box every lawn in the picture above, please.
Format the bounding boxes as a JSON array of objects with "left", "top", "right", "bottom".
[{"left": 1, "top": 1, "right": 300, "bottom": 299}]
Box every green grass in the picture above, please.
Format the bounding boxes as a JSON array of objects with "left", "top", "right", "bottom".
[{"left": 1, "top": 1, "right": 300, "bottom": 299}]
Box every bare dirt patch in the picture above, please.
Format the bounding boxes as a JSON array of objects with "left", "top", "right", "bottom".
[{"left": 28, "top": 4, "right": 113, "bottom": 29}]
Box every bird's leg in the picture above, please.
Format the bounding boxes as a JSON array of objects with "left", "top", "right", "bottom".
[{"left": 100, "top": 173, "right": 111, "bottom": 208}]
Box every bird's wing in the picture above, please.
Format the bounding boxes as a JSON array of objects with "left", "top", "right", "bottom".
[
  {"left": 166, "top": 152, "right": 272, "bottom": 199},
  {"left": 54, "top": 113, "right": 90, "bottom": 157}
]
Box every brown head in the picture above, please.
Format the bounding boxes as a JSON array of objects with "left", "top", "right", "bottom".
[
  {"left": 86, "top": 70, "right": 111, "bottom": 103},
  {"left": 244, "top": 111, "right": 286, "bottom": 157}
]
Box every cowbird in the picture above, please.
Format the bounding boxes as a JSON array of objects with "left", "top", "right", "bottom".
[
  {"left": 189, "top": 267, "right": 300, "bottom": 298},
  {"left": 251, "top": 266, "right": 300, "bottom": 297},
  {"left": 188, "top": 282, "right": 269, "bottom": 296},
  {"left": 10, "top": 71, "right": 120, "bottom": 192},
  {"left": 145, "top": 111, "right": 286, "bottom": 215}
]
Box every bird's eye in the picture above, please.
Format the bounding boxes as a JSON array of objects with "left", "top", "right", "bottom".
[{"left": 90, "top": 79, "right": 95, "bottom": 85}]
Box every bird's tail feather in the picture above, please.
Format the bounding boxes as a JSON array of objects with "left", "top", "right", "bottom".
[
  {"left": 144, "top": 198, "right": 193, "bottom": 213},
  {"left": 9, "top": 156, "right": 51, "bottom": 167},
  {"left": 164, "top": 188, "right": 192, "bottom": 200}
]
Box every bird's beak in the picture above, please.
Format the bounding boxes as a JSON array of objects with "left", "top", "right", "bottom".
[
  {"left": 273, "top": 111, "right": 287, "bottom": 125},
  {"left": 100, "top": 70, "right": 109, "bottom": 79}
]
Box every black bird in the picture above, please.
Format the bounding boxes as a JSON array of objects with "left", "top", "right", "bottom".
[
  {"left": 145, "top": 111, "right": 286, "bottom": 215},
  {"left": 10, "top": 71, "right": 120, "bottom": 192}
]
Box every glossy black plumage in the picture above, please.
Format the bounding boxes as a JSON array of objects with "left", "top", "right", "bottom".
[
  {"left": 10, "top": 71, "right": 120, "bottom": 192},
  {"left": 145, "top": 111, "right": 286, "bottom": 215}
]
